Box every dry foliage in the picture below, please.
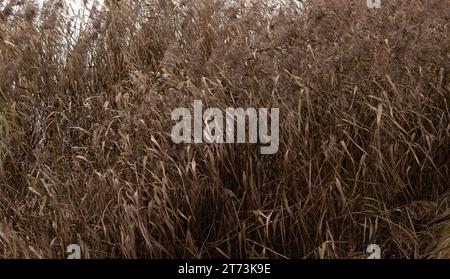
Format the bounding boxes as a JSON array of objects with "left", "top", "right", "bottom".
[{"left": 0, "top": 0, "right": 449, "bottom": 258}]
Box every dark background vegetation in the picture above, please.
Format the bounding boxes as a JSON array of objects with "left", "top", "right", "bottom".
[{"left": 0, "top": 0, "right": 449, "bottom": 258}]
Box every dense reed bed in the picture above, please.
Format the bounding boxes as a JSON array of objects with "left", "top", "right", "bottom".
[{"left": 0, "top": 0, "right": 449, "bottom": 258}]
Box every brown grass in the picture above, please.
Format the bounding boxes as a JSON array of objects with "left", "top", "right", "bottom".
[{"left": 0, "top": 0, "right": 449, "bottom": 259}]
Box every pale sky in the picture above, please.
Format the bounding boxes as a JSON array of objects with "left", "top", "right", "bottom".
[{"left": 33, "top": 0, "right": 104, "bottom": 18}]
